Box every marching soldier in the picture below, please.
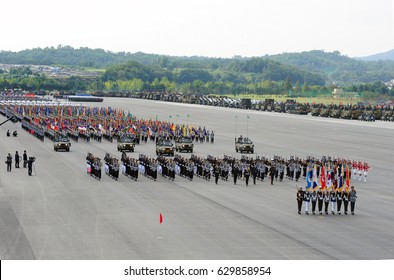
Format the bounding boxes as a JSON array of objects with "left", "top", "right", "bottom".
[
  {"left": 304, "top": 190, "right": 311, "bottom": 215},
  {"left": 244, "top": 167, "right": 250, "bottom": 186},
  {"left": 213, "top": 165, "right": 219, "bottom": 184},
  {"left": 324, "top": 190, "right": 330, "bottom": 215},
  {"left": 343, "top": 190, "right": 349, "bottom": 215},
  {"left": 269, "top": 164, "right": 275, "bottom": 185},
  {"left": 352, "top": 160, "right": 358, "bottom": 181},
  {"left": 296, "top": 187, "right": 304, "bottom": 214},
  {"left": 317, "top": 187, "right": 324, "bottom": 215},
  {"left": 336, "top": 190, "right": 343, "bottom": 215},
  {"left": 232, "top": 163, "right": 239, "bottom": 185},
  {"left": 311, "top": 190, "right": 317, "bottom": 215},
  {"left": 330, "top": 189, "right": 337, "bottom": 214},
  {"left": 349, "top": 186, "right": 357, "bottom": 215},
  {"left": 358, "top": 161, "right": 363, "bottom": 181},
  {"left": 363, "top": 162, "right": 370, "bottom": 182},
  {"left": 278, "top": 161, "right": 285, "bottom": 182},
  {"left": 295, "top": 161, "right": 301, "bottom": 181},
  {"left": 251, "top": 164, "right": 257, "bottom": 185}
]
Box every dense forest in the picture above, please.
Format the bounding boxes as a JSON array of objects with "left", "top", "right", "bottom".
[{"left": 1, "top": 46, "right": 394, "bottom": 97}]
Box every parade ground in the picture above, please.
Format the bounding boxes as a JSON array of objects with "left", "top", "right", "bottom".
[{"left": 1, "top": 97, "right": 394, "bottom": 260}]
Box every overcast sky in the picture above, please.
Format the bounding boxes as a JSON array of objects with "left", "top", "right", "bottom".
[{"left": 1, "top": 0, "right": 393, "bottom": 58}]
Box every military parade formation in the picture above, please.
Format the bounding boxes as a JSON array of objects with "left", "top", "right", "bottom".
[
  {"left": 81, "top": 148, "right": 366, "bottom": 217},
  {"left": 1, "top": 93, "right": 373, "bottom": 218}
]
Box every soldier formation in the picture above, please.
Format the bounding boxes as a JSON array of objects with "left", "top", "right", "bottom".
[
  {"left": 104, "top": 153, "right": 120, "bottom": 180},
  {"left": 86, "top": 152, "right": 102, "bottom": 180},
  {"left": 297, "top": 185, "right": 358, "bottom": 215}
]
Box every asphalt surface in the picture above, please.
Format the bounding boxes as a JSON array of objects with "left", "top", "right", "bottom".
[{"left": 1, "top": 97, "right": 393, "bottom": 260}]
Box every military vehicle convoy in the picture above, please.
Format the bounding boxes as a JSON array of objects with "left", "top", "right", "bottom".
[
  {"left": 235, "top": 136, "right": 254, "bottom": 153},
  {"left": 175, "top": 136, "right": 194, "bottom": 153}
]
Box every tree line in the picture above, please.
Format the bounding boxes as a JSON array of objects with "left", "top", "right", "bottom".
[
  {"left": 1, "top": 66, "right": 393, "bottom": 98},
  {"left": 3, "top": 46, "right": 394, "bottom": 84}
]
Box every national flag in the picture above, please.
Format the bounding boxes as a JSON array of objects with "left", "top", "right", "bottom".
[
  {"left": 338, "top": 164, "right": 344, "bottom": 192},
  {"left": 345, "top": 165, "right": 350, "bottom": 192},
  {"left": 320, "top": 164, "right": 326, "bottom": 190},
  {"left": 312, "top": 164, "right": 318, "bottom": 190},
  {"left": 306, "top": 170, "right": 312, "bottom": 190}
]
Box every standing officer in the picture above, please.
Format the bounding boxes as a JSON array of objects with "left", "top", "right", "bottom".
[
  {"left": 15, "top": 151, "right": 20, "bottom": 168},
  {"left": 349, "top": 186, "right": 357, "bottom": 215},
  {"left": 296, "top": 186, "right": 304, "bottom": 214},
  {"left": 23, "top": 150, "right": 28, "bottom": 168},
  {"left": 27, "top": 157, "right": 35, "bottom": 176},
  {"left": 6, "top": 153, "right": 12, "bottom": 171}
]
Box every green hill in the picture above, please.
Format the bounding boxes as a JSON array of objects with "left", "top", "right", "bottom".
[
  {"left": 2, "top": 46, "right": 394, "bottom": 86},
  {"left": 269, "top": 50, "right": 394, "bottom": 83}
]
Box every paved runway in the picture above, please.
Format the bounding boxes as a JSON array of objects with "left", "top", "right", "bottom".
[{"left": 1, "top": 97, "right": 393, "bottom": 260}]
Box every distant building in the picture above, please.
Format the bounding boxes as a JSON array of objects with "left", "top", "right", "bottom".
[{"left": 332, "top": 88, "right": 358, "bottom": 99}]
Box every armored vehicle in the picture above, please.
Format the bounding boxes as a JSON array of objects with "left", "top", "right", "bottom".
[
  {"left": 54, "top": 134, "right": 71, "bottom": 152},
  {"left": 117, "top": 135, "right": 135, "bottom": 152},
  {"left": 156, "top": 138, "right": 175, "bottom": 156},
  {"left": 235, "top": 136, "right": 254, "bottom": 153},
  {"left": 175, "top": 136, "right": 194, "bottom": 153}
]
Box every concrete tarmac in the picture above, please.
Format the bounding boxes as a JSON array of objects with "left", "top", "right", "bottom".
[{"left": 0, "top": 97, "right": 393, "bottom": 260}]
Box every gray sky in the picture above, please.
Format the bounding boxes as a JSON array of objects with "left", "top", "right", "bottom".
[{"left": 1, "top": 0, "right": 393, "bottom": 58}]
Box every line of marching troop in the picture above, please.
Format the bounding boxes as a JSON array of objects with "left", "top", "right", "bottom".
[
  {"left": 86, "top": 152, "right": 370, "bottom": 186},
  {"left": 296, "top": 186, "right": 358, "bottom": 215}
]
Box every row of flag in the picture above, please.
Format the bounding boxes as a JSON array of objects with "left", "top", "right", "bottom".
[{"left": 306, "top": 164, "right": 351, "bottom": 192}]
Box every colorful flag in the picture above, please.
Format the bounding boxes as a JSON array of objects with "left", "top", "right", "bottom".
[
  {"left": 306, "top": 170, "right": 312, "bottom": 190},
  {"left": 320, "top": 165, "right": 326, "bottom": 190},
  {"left": 345, "top": 165, "right": 350, "bottom": 192},
  {"left": 338, "top": 164, "right": 344, "bottom": 192},
  {"left": 312, "top": 164, "right": 318, "bottom": 190}
]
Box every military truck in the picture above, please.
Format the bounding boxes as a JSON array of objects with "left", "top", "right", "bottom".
[
  {"left": 54, "top": 134, "right": 71, "bottom": 152},
  {"left": 235, "top": 136, "right": 254, "bottom": 153},
  {"left": 117, "top": 135, "right": 135, "bottom": 152},
  {"left": 156, "top": 138, "right": 175, "bottom": 156},
  {"left": 175, "top": 136, "right": 194, "bottom": 153}
]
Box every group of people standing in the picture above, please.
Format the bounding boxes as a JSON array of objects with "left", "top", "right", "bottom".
[
  {"left": 5, "top": 150, "right": 35, "bottom": 175},
  {"left": 297, "top": 186, "right": 358, "bottom": 215}
]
